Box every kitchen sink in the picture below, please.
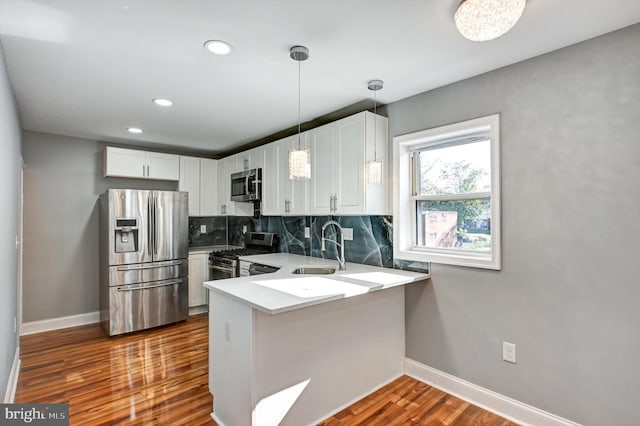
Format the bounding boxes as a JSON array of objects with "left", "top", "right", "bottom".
[{"left": 292, "top": 267, "right": 336, "bottom": 275}]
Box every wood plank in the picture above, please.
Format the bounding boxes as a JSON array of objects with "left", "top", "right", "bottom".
[{"left": 17, "top": 313, "right": 517, "bottom": 425}]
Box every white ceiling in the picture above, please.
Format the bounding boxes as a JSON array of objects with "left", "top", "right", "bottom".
[{"left": 1, "top": 0, "right": 639, "bottom": 156}]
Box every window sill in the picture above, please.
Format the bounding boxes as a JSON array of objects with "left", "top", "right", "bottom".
[{"left": 393, "top": 247, "right": 501, "bottom": 270}]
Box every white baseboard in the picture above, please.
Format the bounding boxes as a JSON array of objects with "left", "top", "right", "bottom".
[
  {"left": 211, "top": 412, "right": 226, "bottom": 426},
  {"left": 4, "top": 347, "right": 20, "bottom": 403},
  {"left": 22, "top": 311, "right": 100, "bottom": 335},
  {"left": 404, "top": 358, "right": 582, "bottom": 426}
]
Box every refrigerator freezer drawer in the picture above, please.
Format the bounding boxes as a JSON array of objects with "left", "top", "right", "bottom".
[
  {"left": 108, "top": 260, "right": 187, "bottom": 286},
  {"left": 105, "top": 279, "right": 188, "bottom": 336}
]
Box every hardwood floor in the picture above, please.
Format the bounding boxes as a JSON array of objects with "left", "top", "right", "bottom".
[
  {"left": 16, "top": 314, "right": 214, "bottom": 425},
  {"left": 17, "top": 314, "right": 516, "bottom": 425},
  {"left": 317, "top": 375, "right": 517, "bottom": 426}
]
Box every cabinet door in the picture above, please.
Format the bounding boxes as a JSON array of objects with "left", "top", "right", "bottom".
[
  {"left": 216, "top": 157, "right": 235, "bottom": 215},
  {"left": 200, "top": 159, "right": 218, "bottom": 216},
  {"left": 188, "top": 253, "right": 207, "bottom": 307},
  {"left": 147, "top": 152, "right": 180, "bottom": 181},
  {"left": 104, "top": 147, "right": 146, "bottom": 178},
  {"left": 335, "top": 114, "right": 366, "bottom": 214},
  {"left": 261, "top": 141, "right": 281, "bottom": 215},
  {"left": 179, "top": 156, "right": 201, "bottom": 216},
  {"left": 309, "top": 124, "right": 337, "bottom": 214},
  {"left": 238, "top": 147, "right": 265, "bottom": 171}
]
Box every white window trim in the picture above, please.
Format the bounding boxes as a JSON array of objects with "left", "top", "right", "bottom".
[{"left": 393, "top": 114, "right": 501, "bottom": 270}]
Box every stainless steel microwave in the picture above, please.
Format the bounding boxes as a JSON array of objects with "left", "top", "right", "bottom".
[{"left": 230, "top": 168, "right": 262, "bottom": 202}]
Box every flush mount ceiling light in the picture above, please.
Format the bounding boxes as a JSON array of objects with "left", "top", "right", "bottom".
[
  {"left": 127, "top": 127, "right": 143, "bottom": 134},
  {"left": 288, "top": 45, "right": 311, "bottom": 181},
  {"left": 367, "top": 79, "right": 384, "bottom": 184},
  {"left": 152, "top": 98, "right": 173, "bottom": 107},
  {"left": 203, "top": 39, "right": 233, "bottom": 55},
  {"left": 454, "top": 0, "right": 526, "bottom": 42}
]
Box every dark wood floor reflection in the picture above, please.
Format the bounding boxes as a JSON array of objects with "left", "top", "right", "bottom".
[
  {"left": 17, "top": 314, "right": 516, "bottom": 425},
  {"left": 16, "top": 314, "right": 214, "bottom": 425}
]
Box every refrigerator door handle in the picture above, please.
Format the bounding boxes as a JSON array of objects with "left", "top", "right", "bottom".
[
  {"left": 147, "top": 196, "right": 153, "bottom": 254},
  {"left": 117, "top": 279, "right": 183, "bottom": 292},
  {"left": 153, "top": 195, "right": 158, "bottom": 255}
]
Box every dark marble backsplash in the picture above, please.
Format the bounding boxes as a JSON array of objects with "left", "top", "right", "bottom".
[
  {"left": 188, "top": 214, "right": 429, "bottom": 273},
  {"left": 188, "top": 216, "right": 227, "bottom": 247}
]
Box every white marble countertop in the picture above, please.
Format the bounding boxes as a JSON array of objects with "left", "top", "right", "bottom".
[{"left": 204, "top": 253, "right": 430, "bottom": 315}]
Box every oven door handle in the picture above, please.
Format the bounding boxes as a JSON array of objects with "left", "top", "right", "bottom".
[{"left": 209, "top": 264, "right": 234, "bottom": 274}]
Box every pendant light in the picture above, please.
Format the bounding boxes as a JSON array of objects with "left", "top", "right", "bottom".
[
  {"left": 454, "top": 0, "right": 526, "bottom": 42},
  {"left": 288, "top": 45, "right": 311, "bottom": 180},
  {"left": 367, "top": 79, "right": 384, "bottom": 184}
]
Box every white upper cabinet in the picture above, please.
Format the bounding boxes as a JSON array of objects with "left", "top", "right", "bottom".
[
  {"left": 179, "top": 156, "right": 218, "bottom": 216},
  {"left": 104, "top": 146, "right": 179, "bottom": 181},
  {"left": 179, "top": 156, "right": 201, "bottom": 215},
  {"left": 216, "top": 155, "right": 235, "bottom": 216},
  {"left": 262, "top": 135, "right": 308, "bottom": 216},
  {"left": 309, "top": 111, "right": 388, "bottom": 215},
  {"left": 236, "top": 146, "right": 265, "bottom": 172},
  {"left": 199, "top": 159, "right": 218, "bottom": 216}
]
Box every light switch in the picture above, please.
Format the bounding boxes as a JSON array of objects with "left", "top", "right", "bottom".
[{"left": 200, "top": 225, "right": 207, "bottom": 234}]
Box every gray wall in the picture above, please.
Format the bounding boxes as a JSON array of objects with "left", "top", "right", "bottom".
[
  {"left": 0, "top": 42, "right": 21, "bottom": 399},
  {"left": 389, "top": 24, "right": 640, "bottom": 425},
  {"left": 22, "top": 132, "right": 176, "bottom": 322}
]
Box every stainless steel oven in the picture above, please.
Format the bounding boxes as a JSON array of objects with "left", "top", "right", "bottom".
[
  {"left": 208, "top": 257, "right": 238, "bottom": 280},
  {"left": 207, "top": 232, "right": 279, "bottom": 281}
]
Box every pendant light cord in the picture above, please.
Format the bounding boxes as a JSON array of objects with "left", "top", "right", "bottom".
[
  {"left": 373, "top": 88, "right": 377, "bottom": 162},
  {"left": 297, "top": 59, "right": 301, "bottom": 149}
]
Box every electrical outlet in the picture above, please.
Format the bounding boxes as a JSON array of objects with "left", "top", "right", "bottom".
[
  {"left": 242, "top": 225, "right": 247, "bottom": 234},
  {"left": 304, "top": 227, "right": 310, "bottom": 239},
  {"left": 200, "top": 225, "right": 207, "bottom": 234},
  {"left": 342, "top": 228, "right": 354, "bottom": 241},
  {"left": 13, "top": 317, "right": 17, "bottom": 334},
  {"left": 503, "top": 341, "right": 516, "bottom": 363},
  {"left": 224, "top": 321, "right": 231, "bottom": 342}
]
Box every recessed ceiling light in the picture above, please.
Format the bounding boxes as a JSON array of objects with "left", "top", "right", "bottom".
[
  {"left": 127, "top": 127, "right": 143, "bottom": 134},
  {"left": 152, "top": 98, "right": 173, "bottom": 107},
  {"left": 204, "top": 40, "right": 232, "bottom": 55}
]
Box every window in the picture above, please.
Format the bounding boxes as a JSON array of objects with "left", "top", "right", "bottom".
[{"left": 393, "top": 114, "right": 501, "bottom": 270}]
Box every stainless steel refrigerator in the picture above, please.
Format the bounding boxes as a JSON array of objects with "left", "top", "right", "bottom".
[{"left": 99, "top": 189, "right": 189, "bottom": 336}]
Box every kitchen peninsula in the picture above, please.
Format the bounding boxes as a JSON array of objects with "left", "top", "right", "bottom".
[{"left": 204, "top": 253, "right": 430, "bottom": 426}]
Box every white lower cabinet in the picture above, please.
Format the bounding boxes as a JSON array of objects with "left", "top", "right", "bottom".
[{"left": 188, "top": 253, "right": 209, "bottom": 308}]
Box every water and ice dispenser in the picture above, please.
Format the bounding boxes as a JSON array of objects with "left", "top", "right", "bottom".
[{"left": 114, "top": 218, "right": 139, "bottom": 253}]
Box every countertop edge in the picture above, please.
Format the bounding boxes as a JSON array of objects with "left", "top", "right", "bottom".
[{"left": 204, "top": 253, "right": 430, "bottom": 315}]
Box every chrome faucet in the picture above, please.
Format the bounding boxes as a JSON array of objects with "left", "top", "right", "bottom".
[{"left": 321, "top": 220, "right": 346, "bottom": 271}]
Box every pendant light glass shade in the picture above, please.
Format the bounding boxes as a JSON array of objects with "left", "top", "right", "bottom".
[
  {"left": 367, "top": 160, "right": 383, "bottom": 184},
  {"left": 288, "top": 147, "right": 311, "bottom": 180},
  {"left": 454, "top": 0, "right": 526, "bottom": 42},
  {"left": 289, "top": 46, "right": 311, "bottom": 180}
]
